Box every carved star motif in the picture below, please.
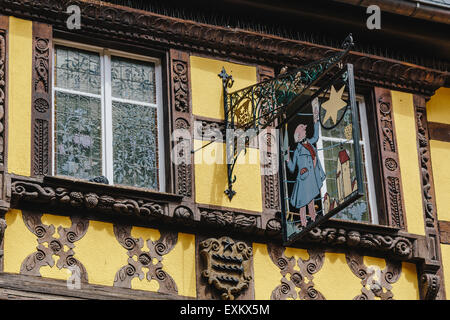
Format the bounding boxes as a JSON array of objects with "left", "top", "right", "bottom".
[
  {"left": 222, "top": 238, "right": 234, "bottom": 252},
  {"left": 322, "top": 85, "right": 347, "bottom": 125}
]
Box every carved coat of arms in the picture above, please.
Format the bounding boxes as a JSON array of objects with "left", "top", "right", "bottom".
[{"left": 199, "top": 236, "right": 252, "bottom": 300}]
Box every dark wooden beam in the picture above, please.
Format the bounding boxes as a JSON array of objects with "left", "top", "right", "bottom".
[
  {"left": 428, "top": 122, "right": 450, "bottom": 143},
  {"left": 0, "top": 273, "right": 191, "bottom": 300}
]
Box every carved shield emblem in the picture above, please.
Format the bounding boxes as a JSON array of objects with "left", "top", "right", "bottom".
[{"left": 199, "top": 236, "right": 252, "bottom": 300}]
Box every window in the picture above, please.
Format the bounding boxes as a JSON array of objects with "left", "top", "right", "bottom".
[
  {"left": 317, "top": 97, "right": 378, "bottom": 224},
  {"left": 52, "top": 41, "right": 165, "bottom": 191}
]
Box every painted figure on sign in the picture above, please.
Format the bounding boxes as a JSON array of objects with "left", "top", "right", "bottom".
[{"left": 286, "top": 102, "right": 326, "bottom": 227}]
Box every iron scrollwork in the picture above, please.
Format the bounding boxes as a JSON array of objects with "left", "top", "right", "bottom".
[{"left": 219, "top": 35, "right": 354, "bottom": 200}]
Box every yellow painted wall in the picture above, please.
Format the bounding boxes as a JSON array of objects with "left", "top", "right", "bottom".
[
  {"left": 391, "top": 90, "right": 425, "bottom": 236},
  {"left": 253, "top": 242, "right": 419, "bottom": 300},
  {"left": 3, "top": 210, "right": 197, "bottom": 297},
  {"left": 190, "top": 56, "right": 257, "bottom": 120},
  {"left": 7, "top": 17, "right": 32, "bottom": 176},
  {"left": 427, "top": 87, "right": 450, "bottom": 124},
  {"left": 194, "top": 140, "right": 262, "bottom": 212},
  {"left": 430, "top": 140, "right": 450, "bottom": 221},
  {"left": 441, "top": 244, "right": 450, "bottom": 299}
]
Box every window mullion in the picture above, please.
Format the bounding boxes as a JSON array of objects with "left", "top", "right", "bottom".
[{"left": 103, "top": 51, "right": 114, "bottom": 184}]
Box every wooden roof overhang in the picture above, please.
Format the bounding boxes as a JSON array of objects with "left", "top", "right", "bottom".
[{"left": 0, "top": 0, "right": 447, "bottom": 96}]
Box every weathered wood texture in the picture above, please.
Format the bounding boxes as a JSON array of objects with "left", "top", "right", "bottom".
[
  {"left": 438, "top": 221, "right": 450, "bottom": 245},
  {"left": 373, "top": 87, "right": 407, "bottom": 230}
]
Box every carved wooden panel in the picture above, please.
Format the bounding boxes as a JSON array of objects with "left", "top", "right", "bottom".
[
  {"left": 414, "top": 95, "right": 445, "bottom": 300},
  {"left": 196, "top": 235, "right": 254, "bottom": 300},
  {"left": 257, "top": 66, "right": 282, "bottom": 235},
  {"left": 267, "top": 244, "right": 325, "bottom": 300},
  {"left": 373, "top": 88, "right": 406, "bottom": 229},
  {"left": 169, "top": 49, "right": 193, "bottom": 198},
  {"left": 20, "top": 211, "right": 89, "bottom": 283},
  {"left": 113, "top": 224, "right": 178, "bottom": 295},
  {"left": 31, "top": 22, "right": 52, "bottom": 176},
  {"left": 0, "top": 16, "right": 9, "bottom": 219},
  {"left": 345, "top": 252, "right": 401, "bottom": 300}
]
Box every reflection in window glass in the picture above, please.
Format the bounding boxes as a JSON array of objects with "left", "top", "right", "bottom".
[{"left": 112, "top": 101, "right": 159, "bottom": 189}]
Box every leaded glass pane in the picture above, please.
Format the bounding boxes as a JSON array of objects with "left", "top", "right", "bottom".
[
  {"left": 111, "top": 57, "right": 156, "bottom": 103},
  {"left": 55, "top": 46, "right": 101, "bottom": 95},
  {"left": 54, "top": 91, "right": 102, "bottom": 179},
  {"left": 112, "top": 101, "right": 159, "bottom": 189}
]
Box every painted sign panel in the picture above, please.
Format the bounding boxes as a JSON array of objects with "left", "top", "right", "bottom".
[{"left": 279, "top": 64, "right": 365, "bottom": 245}]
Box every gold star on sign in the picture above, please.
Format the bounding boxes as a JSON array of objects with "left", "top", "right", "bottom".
[{"left": 322, "top": 85, "right": 347, "bottom": 125}]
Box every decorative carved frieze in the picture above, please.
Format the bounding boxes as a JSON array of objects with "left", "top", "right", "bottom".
[
  {"left": 170, "top": 49, "right": 193, "bottom": 198},
  {"left": 420, "top": 273, "right": 440, "bottom": 300},
  {"left": 8, "top": 175, "right": 429, "bottom": 265},
  {"left": 198, "top": 236, "right": 253, "bottom": 300},
  {"left": 199, "top": 207, "right": 259, "bottom": 231},
  {"left": 20, "top": 211, "right": 89, "bottom": 283},
  {"left": 373, "top": 88, "right": 406, "bottom": 230},
  {"left": 306, "top": 226, "right": 413, "bottom": 259},
  {"left": 113, "top": 224, "right": 178, "bottom": 295},
  {"left": 11, "top": 179, "right": 168, "bottom": 218},
  {"left": 31, "top": 23, "right": 52, "bottom": 176},
  {"left": 0, "top": 0, "right": 445, "bottom": 96},
  {"left": 267, "top": 244, "right": 325, "bottom": 300},
  {"left": 345, "top": 252, "right": 401, "bottom": 300}
]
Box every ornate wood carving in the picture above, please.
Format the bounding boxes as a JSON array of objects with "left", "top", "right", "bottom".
[
  {"left": 345, "top": 252, "right": 401, "bottom": 300},
  {"left": 267, "top": 244, "right": 325, "bottom": 300},
  {"left": 113, "top": 224, "right": 178, "bottom": 295},
  {"left": 373, "top": 88, "right": 406, "bottom": 230},
  {"left": 198, "top": 236, "right": 253, "bottom": 300},
  {"left": 11, "top": 178, "right": 170, "bottom": 220},
  {"left": 414, "top": 95, "right": 445, "bottom": 300},
  {"left": 170, "top": 49, "right": 193, "bottom": 198},
  {"left": 0, "top": 0, "right": 446, "bottom": 96},
  {"left": 30, "top": 22, "right": 52, "bottom": 176},
  {"left": 0, "top": 16, "right": 7, "bottom": 172},
  {"left": 20, "top": 211, "right": 89, "bottom": 283},
  {"left": 8, "top": 175, "right": 429, "bottom": 264},
  {"left": 438, "top": 221, "right": 450, "bottom": 245}
]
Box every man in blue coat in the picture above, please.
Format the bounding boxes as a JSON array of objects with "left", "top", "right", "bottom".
[{"left": 285, "top": 106, "right": 326, "bottom": 227}]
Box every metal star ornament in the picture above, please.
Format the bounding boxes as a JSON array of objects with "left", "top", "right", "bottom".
[{"left": 321, "top": 85, "right": 347, "bottom": 125}]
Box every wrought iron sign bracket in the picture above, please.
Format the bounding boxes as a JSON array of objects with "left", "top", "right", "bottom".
[{"left": 218, "top": 34, "right": 355, "bottom": 201}]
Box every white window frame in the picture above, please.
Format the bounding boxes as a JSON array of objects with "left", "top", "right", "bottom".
[
  {"left": 51, "top": 39, "right": 166, "bottom": 192},
  {"left": 316, "top": 96, "right": 378, "bottom": 224}
]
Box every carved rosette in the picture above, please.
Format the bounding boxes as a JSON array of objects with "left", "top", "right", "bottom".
[
  {"left": 20, "top": 211, "right": 89, "bottom": 283},
  {"left": 199, "top": 236, "right": 253, "bottom": 300},
  {"left": 113, "top": 225, "right": 178, "bottom": 295},
  {"left": 267, "top": 244, "right": 325, "bottom": 300},
  {"left": 31, "top": 23, "right": 52, "bottom": 176},
  {"left": 374, "top": 88, "right": 406, "bottom": 229},
  {"left": 345, "top": 252, "right": 401, "bottom": 300}
]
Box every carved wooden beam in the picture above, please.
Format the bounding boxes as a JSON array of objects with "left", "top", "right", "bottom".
[
  {"left": 414, "top": 95, "right": 445, "bottom": 300},
  {"left": 30, "top": 22, "right": 52, "bottom": 177},
  {"left": 0, "top": 0, "right": 446, "bottom": 96}
]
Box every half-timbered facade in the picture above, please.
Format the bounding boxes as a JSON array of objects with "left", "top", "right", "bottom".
[{"left": 0, "top": 0, "right": 448, "bottom": 300}]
